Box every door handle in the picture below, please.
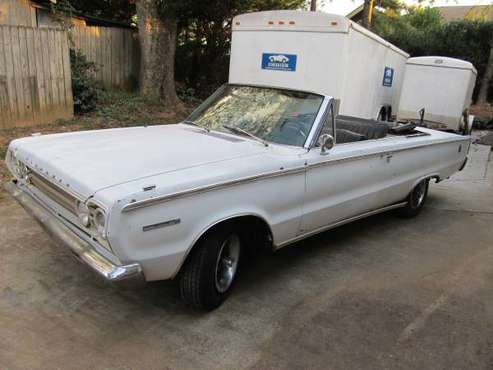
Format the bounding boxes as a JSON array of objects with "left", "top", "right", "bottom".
[{"left": 385, "top": 153, "right": 393, "bottom": 162}]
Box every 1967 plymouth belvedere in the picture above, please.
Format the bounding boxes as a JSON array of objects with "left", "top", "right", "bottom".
[{"left": 4, "top": 84, "right": 469, "bottom": 310}]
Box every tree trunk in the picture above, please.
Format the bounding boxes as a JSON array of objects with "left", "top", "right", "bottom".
[
  {"left": 310, "top": 0, "right": 317, "bottom": 11},
  {"left": 477, "top": 44, "right": 493, "bottom": 104},
  {"left": 136, "top": 0, "right": 179, "bottom": 106},
  {"left": 361, "top": 0, "right": 374, "bottom": 30}
]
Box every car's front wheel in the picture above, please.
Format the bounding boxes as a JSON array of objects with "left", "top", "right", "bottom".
[
  {"left": 179, "top": 225, "right": 242, "bottom": 310},
  {"left": 398, "top": 178, "right": 429, "bottom": 218}
]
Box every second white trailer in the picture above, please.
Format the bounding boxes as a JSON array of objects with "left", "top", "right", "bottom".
[
  {"left": 229, "top": 10, "right": 409, "bottom": 120},
  {"left": 397, "top": 56, "right": 477, "bottom": 132}
]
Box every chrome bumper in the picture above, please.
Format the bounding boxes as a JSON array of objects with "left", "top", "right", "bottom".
[{"left": 4, "top": 180, "right": 145, "bottom": 288}]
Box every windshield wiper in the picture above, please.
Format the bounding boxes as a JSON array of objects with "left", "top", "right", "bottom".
[
  {"left": 183, "top": 120, "right": 209, "bottom": 132},
  {"left": 222, "top": 125, "right": 269, "bottom": 147}
]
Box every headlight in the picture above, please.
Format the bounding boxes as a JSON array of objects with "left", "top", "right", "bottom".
[
  {"left": 77, "top": 201, "right": 107, "bottom": 240},
  {"left": 93, "top": 208, "right": 107, "bottom": 238},
  {"left": 88, "top": 203, "right": 108, "bottom": 240},
  {"left": 80, "top": 202, "right": 111, "bottom": 251},
  {"left": 76, "top": 201, "right": 91, "bottom": 227}
]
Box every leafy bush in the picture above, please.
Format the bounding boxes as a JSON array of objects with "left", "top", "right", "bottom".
[
  {"left": 70, "top": 49, "right": 100, "bottom": 114},
  {"left": 177, "top": 86, "right": 199, "bottom": 103},
  {"left": 372, "top": 7, "right": 493, "bottom": 101}
]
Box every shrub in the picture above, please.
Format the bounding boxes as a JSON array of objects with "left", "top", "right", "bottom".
[{"left": 70, "top": 49, "right": 100, "bottom": 114}]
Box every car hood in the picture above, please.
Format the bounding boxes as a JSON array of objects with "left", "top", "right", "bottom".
[{"left": 10, "top": 124, "right": 266, "bottom": 199}]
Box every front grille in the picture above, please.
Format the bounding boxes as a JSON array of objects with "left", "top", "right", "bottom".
[{"left": 28, "top": 171, "right": 78, "bottom": 214}]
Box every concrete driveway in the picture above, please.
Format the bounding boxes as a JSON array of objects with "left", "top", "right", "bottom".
[{"left": 1, "top": 144, "right": 492, "bottom": 370}]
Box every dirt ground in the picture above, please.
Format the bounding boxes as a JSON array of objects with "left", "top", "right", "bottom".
[{"left": 0, "top": 138, "right": 492, "bottom": 369}]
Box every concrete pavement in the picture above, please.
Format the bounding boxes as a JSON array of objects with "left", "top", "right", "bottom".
[{"left": 0, "top": 143, "right": 492, "bottom": 370}]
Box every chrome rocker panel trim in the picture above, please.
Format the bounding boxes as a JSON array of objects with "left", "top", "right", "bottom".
[
  {"left": 276, "top": 201, "right": 407, "bottom": 248},
  {"left": 4, "top": 180, "right": 145, "bottom": 287}
]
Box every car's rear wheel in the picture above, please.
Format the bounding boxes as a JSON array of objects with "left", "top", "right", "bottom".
[
  {"left": 398, "top": 178, "right": 429, "bottom": 218},
  {"left": 179, "top": 225, "right": 242, "bottom": 310}
]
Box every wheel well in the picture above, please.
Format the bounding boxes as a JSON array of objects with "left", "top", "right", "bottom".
[
  {"left": 378, "top": 105, "right": 392, "bottom": 121},
  {"left": 177, "top": 215, "right": 273, "bottom": 275}
]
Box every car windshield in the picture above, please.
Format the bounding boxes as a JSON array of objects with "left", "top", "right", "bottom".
[{"left": 186, "top": 85, "right": 324, "bottom": 147}]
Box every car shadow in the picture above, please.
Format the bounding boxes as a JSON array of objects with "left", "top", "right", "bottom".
[{"left": 134, "top": 206, "right": 420, "bottom": 313}]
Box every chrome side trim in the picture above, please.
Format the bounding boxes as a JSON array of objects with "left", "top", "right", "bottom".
[
  {"left": 122, "top": 167, "right": 307, "bottom": 212},
  {"left": 122, "top": 138, "right": 468, "bottom": 213},
  {"left": 308, "top": 138, "right": 468, "bottom": 170},
  {"left": 275, "top": 202, "right": 407, "bottom": 249},
  {"left": 143, "top": 218, "right": 181, "bottom": 232}
]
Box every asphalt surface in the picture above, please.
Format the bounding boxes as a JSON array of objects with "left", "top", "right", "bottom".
[{"left": 0, "top": 144, "right": 492, "bottom": 370}]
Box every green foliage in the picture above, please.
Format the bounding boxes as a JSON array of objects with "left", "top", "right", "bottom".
[
  {"left": 373, "top": 6, "right": 444, "bottom": 54},
  {"left": 50, "top": 0, "right": 76, "bottom": 29},
  {"left": 70, "top": 49, "right": 100, "bottom": 114},
  {"left": 177, "top": 86, "right": 199, "bottom": 103},
  {"left": 0, "top": 147, "right": 6, "bottom": 160},
  {"left": 372, "top": 6, "right": 493, "bottom": 100},
  {"left": 66, "top": 0, "right": 135, "bottom": 24},
  {"left": 174, "top": 0, "right": 307, "bottom": 97}
]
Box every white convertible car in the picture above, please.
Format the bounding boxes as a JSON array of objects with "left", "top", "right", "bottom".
[{"left": 5, "top": 84, "right": 469, "bottom": 310}]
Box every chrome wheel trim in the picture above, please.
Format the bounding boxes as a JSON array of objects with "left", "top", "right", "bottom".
[
  {"left": 411, "top": 181, "right": 427, "bottom": 208},
  {"left": 214, "top": 233, "right": 241, "bottom": 293}
]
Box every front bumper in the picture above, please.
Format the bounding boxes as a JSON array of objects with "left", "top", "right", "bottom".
[{"left": 4, "top": 180, "right": 145, "bottom": 288}]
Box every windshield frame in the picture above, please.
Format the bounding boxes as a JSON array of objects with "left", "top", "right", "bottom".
[{"left": 184, "top": 83, "right": 330, "bottom": 149}]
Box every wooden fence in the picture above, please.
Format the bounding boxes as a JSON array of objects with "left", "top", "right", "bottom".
[
  {"left": 71, "top": 25, "right": 139, "bottom": 90},
  {"left": 0, "top": 0, "right": 37, "bottom": 28},
  {"left": 0, "top": 25, "right": 73, "bottom": 128}
]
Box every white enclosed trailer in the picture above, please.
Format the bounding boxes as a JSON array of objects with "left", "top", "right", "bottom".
[
  {"left": 397, "top": 56, "right": 477, "bottom": 132},
  {"left": 229, "top": 10, "right": 409, "bottom": 120}
]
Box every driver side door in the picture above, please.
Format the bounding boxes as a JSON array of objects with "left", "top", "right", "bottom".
[{"left": 300, "top": 102, "right": 395, "bottom": 234}]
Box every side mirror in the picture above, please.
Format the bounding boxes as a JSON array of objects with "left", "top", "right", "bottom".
[{"left": 319, "top": 134, "right": 334, "bottom": 154}]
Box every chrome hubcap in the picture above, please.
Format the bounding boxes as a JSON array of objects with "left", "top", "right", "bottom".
[
  {"left": 215, "top": 234, "right": 241, "bottom": 293},
  {"left": 412, "top": 181, "right": 427, "bottom": 208}
]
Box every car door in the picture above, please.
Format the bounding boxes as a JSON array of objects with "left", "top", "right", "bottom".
[{"left": 300, "top": 102, "right": 397, "bottom": 234}]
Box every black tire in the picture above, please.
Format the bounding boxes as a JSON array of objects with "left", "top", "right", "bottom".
[
  {"left": 398, "top": 179, "right": 430, "bottom": 218},
  {"left": 179, "top": 225, "right": 242, "bottom": 310}
]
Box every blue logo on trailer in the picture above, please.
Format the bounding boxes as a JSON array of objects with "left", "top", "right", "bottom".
[
  {"left": 383, "top": 67, "right": 394, "bottom": 87},
  {"left": 262, "top": 53, "right": 297, "bottom": 72}
]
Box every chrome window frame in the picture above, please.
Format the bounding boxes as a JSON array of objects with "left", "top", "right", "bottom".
[{"left": 304, "top": 96, "right": 336, "bottom": 150}]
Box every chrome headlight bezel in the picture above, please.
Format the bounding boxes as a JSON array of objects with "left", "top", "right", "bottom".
[
  {"left": 92, "top": 207, "right": 107, "bottom": 239},
  {"left": 87, "top": 201, "right": 109, "bottom": 240},
  {"left": 78, "top": 200, "right": 111, "bottom": 251}
]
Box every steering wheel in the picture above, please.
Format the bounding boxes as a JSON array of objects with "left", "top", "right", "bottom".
[
  {"left": 271, "top": 120, "right": 307, "bottom": 146},
  {"left": 282, "top": 121, "right": 307, "bottom": 137}
]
